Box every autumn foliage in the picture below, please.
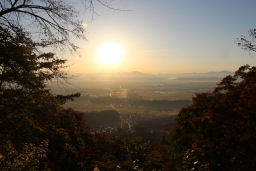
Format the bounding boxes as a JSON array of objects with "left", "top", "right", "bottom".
[{"left": 168, "top": 65, "right": 256, "bottom": 170}]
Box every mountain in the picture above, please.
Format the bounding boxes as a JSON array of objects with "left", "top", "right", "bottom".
[{"left": 69, "top": 71, "right": 233, "bottom": 82}]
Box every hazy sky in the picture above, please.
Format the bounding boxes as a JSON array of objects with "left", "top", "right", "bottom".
[{"left": 67, "top": 0, "right": 256, "bottom": 74}]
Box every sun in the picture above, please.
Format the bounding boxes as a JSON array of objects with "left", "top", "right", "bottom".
[{"left": 98, "top": 42, "right": 124, "bottom": 65}]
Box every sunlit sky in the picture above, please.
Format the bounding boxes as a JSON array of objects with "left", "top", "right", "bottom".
[{"left": 67, "top": 0, "right": 256, "bottom": 74}]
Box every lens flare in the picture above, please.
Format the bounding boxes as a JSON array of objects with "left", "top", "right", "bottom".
[{"left": 83, "top": 23, "right": 88, "bottom": 29}]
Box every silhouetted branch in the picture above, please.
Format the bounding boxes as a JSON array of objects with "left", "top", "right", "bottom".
[
  {"left": 0, "top": 0, "right": 84, "bottom": 50},
  {"left": 237, "top": 29, "right": 256, "bottom": 52},
  {"left": 0, "top": 0, "right": 128, "bottom": 50},
  {"left": 95, "top": 0, "right": 130, "bottom": 11}
]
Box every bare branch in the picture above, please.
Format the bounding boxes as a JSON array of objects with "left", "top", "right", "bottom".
[
  {"left": 0, "top": 0, "right": 126, "bottom": 50},
  {"left": 237, "top": 29, "right": 256, "bottom": 53},
  {"left": 96, "top": 0, "right": 130, "bottom": 11},
  {"left": 0, "top": 0, "right": 84, "bottom": 50}
]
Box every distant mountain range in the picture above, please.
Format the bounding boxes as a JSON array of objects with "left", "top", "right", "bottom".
[{"left": 70, "top": 71, "right": 233, "bottom": 82}]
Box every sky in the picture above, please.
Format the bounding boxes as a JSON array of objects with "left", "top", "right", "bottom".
[{"left": 67, "top": 0, "right": 256, "bottom": 74}]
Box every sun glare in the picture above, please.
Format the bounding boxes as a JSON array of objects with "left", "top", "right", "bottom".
[{"left": 98, "top": 42, "right": 124, "bottom": 65}]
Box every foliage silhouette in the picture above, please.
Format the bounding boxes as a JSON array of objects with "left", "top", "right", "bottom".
[
  {"left": 167, "top": 65, "right": 256, "bottom": 170},
  {"left": 0, "top": 25, "right": 101, "bottom": 170}
]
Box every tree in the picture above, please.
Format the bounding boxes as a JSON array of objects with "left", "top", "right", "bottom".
[
  {"left": 0, "top": 0, "right": 115, "bottom": 50},
  {"left": 167, "top": 65, "right": 256, "bottom": 171},
  {"left": 0, "top": 24, "right": 99, "bottom": 170}
]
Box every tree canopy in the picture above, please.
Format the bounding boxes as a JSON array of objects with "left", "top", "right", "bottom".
[{"left": 166, "top": 65, "right": 256, "bottom": 170}]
